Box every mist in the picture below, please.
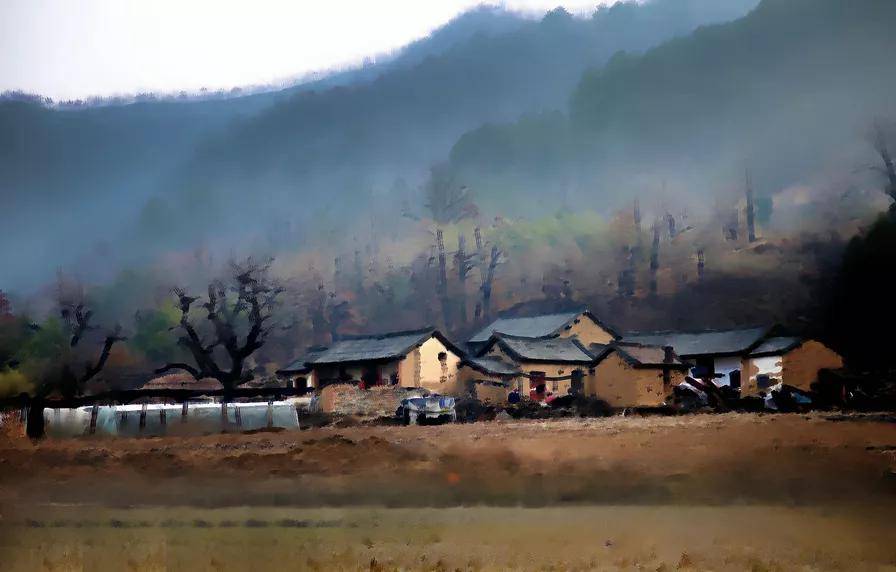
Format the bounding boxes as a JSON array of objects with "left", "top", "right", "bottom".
[{"left": 4, "top": 0, "right": 896, "bottom": 385}]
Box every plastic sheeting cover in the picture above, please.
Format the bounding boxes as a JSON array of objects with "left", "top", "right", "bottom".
[{"left": 42, "top": 401, "right": 300, "bottom": 438}]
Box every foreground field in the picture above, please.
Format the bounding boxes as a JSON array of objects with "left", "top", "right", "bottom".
[
  {"left": 4, "top": 505, "right": 896, "bottom": 571},
  {"left": 2, "top": 413, "right": 896, "bottom": 569}
]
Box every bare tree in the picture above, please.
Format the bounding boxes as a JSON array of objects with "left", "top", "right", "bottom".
[
  {"left": 871, "top": 121, "right": 896, "bottom": 214},
  {"left": 649, "top": 219, "right": 661, "bottom": 295},
  {"left": 454, "top": 233, "right": 476, "bottom": 327},
  {"left": 697, "top": 249, "right": 706, "bottom": 283},
  {"left": 156, "top": 258, "right": 282, "bottom": 393},
  {"left": 472, "top": 227, "right": 503, "bottom": 321},
  {"left": 55, "top": 302, "right": 127, "bottom": 399},
  {"left": 26, "top": 289, "right": 126, "bottom": 438},
  {"left": 424, "top": 163, "right": 479, "bottom": 224}
]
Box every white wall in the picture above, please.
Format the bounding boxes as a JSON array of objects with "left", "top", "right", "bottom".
[{"left": 713, "top": 356, "right": 744, "bottom": 386}]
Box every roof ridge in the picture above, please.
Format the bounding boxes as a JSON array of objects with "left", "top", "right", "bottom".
[
  {"left": 339, "top": 327, "right": 434, "bottom": 341},
  {"left": 625, "top": 325, "right": 770, "bottom": 336},
  {"left": 493, "top": 308, "right": 586, "bottom": 320},
  {"left": 493, "top": 331, "right": 564, "bottom": 341}
]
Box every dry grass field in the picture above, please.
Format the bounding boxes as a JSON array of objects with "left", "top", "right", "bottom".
[{"left": 2, "top": 413, "right": 896, "bottom": 570}]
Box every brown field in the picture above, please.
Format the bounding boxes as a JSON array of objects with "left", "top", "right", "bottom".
[{"left": 2, "top": 413, "right": 896, "bottom": 570}]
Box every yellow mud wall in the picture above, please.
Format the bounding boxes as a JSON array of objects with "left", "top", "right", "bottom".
[
  {"left": 588, "top": 354, "right": 676, "bottom": 408},
  {"left": 398, "top": 350, "right": 420, "bottom": 388},
  {"left": 519, "top": 362, "right": 580, "bottom": 396},
  {"left": 558, "top": 314, "right": 615, "bottom": 345},
  {"left": 782, "top": 341, "right": 843, "bottom": 391},
  {"left": 475, "top": 381, "right": 511, "bottom": 403},
  {"left": 417, "top": 336, "right": 462, "bottom": 390}
]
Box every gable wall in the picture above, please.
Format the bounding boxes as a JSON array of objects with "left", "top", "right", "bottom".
[
  {"left": 781, "top": 340, "right": 843, "bottom": 391},
  {"left": 416, "top": 335, "right": 462, "bottom": 390},
  {"left": 558, "top": 314, "right": 615, "bottom": 345},
  {"left": 588, "top": 353, "right": 683, "bottom": 408}
]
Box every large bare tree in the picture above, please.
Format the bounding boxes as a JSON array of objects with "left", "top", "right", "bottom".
[
  {"left": 26, "top": 283, "right": 126, "bottom": 438},
  {"left": 157, "top": 259, "right": 282, "bottom": 392}
]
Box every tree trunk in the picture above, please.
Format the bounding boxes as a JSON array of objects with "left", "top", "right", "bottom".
[
  {"left": 456, "top": 234, "right": 468, "bottom": 327},
  {"left": 745, "top": 170, "right": 757, "bottom": 243},
  {"left": 482, "top": 245, "right": 499, "bottom": 321},
  {"left": 26, "top": 396, "right": 45, "bottom": 439},
  {"left": 474, "top": 227, "right": 486, "bottom": 319},
  {"left": 649, "top": 221, "right": 660, "bottom": 295},
  {"left": 436, "top": 229, "right": 451, "bottom": 330}
]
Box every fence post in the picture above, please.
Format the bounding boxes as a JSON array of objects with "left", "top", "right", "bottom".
[{"left": 89, "top": 404, "right": 99, "bottom": 435}]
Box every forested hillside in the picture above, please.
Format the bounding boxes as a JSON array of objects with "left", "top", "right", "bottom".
[
  {"left": 0, "top": 0, "right": 758, "bottom": 289},
  {"left": 448, "top": 0, "right": 896, "bottom": 217}
]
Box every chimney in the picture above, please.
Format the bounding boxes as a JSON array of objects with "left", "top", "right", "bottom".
[
  {"left": 663, "top": 346, "right": 675, "bottom": 364},
  {"left": 663, "top": 345, "right": 674, "bottom": 386}
]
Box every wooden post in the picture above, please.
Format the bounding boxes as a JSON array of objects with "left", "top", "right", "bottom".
[
  {"left": 181, "top": 401, "right": 189, "bottom": 422},
  {"left": 139, "top": 403, "right": 147, "bottom": 432},
  {"left": 88, "top": 404, "right": 99, "bottom": 435}
]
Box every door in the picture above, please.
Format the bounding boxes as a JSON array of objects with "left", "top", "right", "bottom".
[{"left": 529, "top": 371, "right": 546, "bottom": 401}]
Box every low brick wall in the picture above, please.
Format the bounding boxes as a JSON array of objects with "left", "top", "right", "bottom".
[{"left": 318, "top": 384, "right": 430, "bottom": 417}]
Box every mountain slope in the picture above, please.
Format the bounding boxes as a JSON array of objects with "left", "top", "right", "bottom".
[
  {"left": 447, "top": 0, "right": 896, "bottom": 215},
  {"left": 0, "top": 0, "right": 759, "bottom": 290},
  {"left": 142, "top": 0, "right": 760, "bottom": 245}
]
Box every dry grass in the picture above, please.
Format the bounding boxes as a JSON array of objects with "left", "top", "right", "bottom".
[
  {"left": 3, "top": 505, "right": 896, "bottom": 571},
  {"left": 2, "top": 413, "right": 896, "bottom": 569}
]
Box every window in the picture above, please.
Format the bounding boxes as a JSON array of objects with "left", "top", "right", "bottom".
[
  {"left": 438, "top": 352, "right": 447, "bottom": 362},
  {"left": 552, "top": 379, "right": 559, "bottom": 392}
]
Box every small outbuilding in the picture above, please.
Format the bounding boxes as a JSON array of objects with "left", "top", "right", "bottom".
[
  {"left": 741, "top": 337, "right": 843, "bottom": 395},
  {"left": 586, "top": 342, "right": 689, "bottom": 408}
]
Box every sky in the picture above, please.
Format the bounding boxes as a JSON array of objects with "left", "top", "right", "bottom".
[{"left": 1, "top": 0, "right": 608, "bottom": 101}]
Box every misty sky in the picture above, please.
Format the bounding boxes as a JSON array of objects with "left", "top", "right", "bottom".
[{"left": 1, "top": 0, "right": 609, "bottom": 100}]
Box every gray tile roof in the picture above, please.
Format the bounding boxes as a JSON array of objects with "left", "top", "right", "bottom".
[
  {"left": 280, "top": 329, "right": 457, "bottom": 371},
  {"left": 493, "top": 334, "right": 595, "bottom": 364},
  {"left": 749, "top": 336, "right": 803, "bottom": 357},
  {"left": 613, "top": 343, "right": 686, "bottom": 368},
  {"left": 464, "top": 356, "right": 522, "bottom": 376},
  {"left": 623, "top": 326, "right": 770, "bottom": 358},
  {"left": 468, "top": 311, "right": 583, "bottom": 344}
]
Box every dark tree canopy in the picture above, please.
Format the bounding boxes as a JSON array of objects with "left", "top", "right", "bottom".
[{"left": 826, "top": 216, "right": 896, "bottom": 372}]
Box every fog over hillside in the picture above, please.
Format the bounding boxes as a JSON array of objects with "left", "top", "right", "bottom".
[
  {"left": 1, "top": 0, "right": 758, "bottom": 291},
  {"left": 449, "top": 0, "right": 896, "bottom": 219}
]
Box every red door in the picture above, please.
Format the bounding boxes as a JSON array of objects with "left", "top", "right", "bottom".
[{"left": 529, "top": 372, "right": 546, "bottom": 401}]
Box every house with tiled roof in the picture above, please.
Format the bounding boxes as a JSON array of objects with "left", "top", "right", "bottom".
[
  {"left": 466, "top": 309, "right": 618, "bottom": 354},
  {"left": 469, "top": 333, "right": 597, "bottom": 400},
  {"left": 623, "top": 326, "right": 772, "bottom": 388},
  {"left": 278, "top": 328, "right": 465, "bottom": 392},
  {"left": 586, "top": 342, "right": 689, "bottom": 408},
  {"left": 740, "top": 337, "right": 842, "bottom": 395}
]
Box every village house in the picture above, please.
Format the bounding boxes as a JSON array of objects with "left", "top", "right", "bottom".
[
  {"left": 466, "top": 309, "right": 618, "bottom": 354},
  {"left": 586, "top": 342, "right": 689, "bottom": 408},
  {"left": 623, "top": 327, "right": 771, "bottom": 389},
  {"left": 740, "top": 337, "right": 843, "bottom": 395},
  {"left": 472, "top": 333, "right": 596, "bottom": 400},
  {"left": 277, "top": 329, "right": 465, "bottom": 392}
]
